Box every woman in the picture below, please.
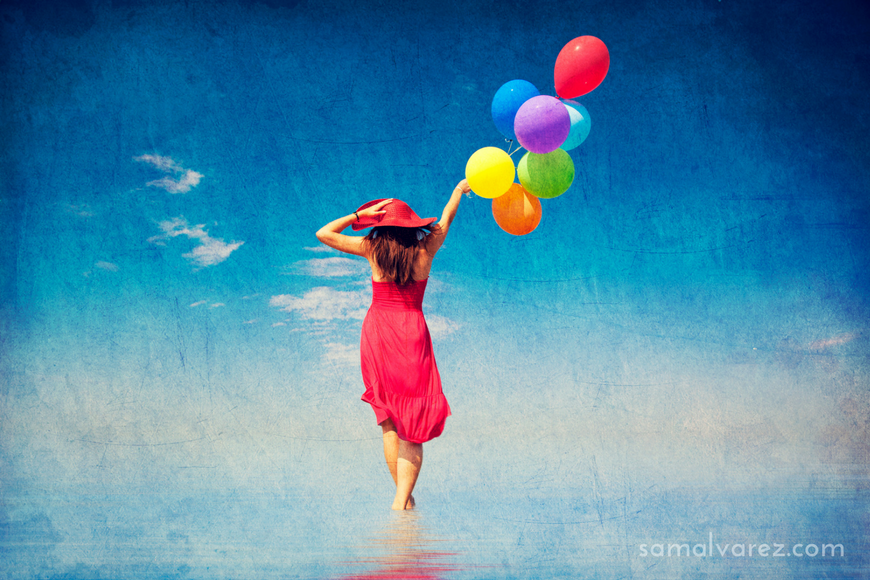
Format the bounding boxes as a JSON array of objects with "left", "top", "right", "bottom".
[{"left": 316, "top": 179, "right": 471, "bottom": 510}]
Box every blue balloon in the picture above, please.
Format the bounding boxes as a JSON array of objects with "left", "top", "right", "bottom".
[
  {"left": 491, "top": 80, "right": 540, "bottom": 141},
  {"left": 561, "top": 100, "right": 591, "bottom": 151}
]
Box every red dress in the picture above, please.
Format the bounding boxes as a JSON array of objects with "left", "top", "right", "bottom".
[{"left": 360, "top": 278, "right": 451, "bottom": 444}]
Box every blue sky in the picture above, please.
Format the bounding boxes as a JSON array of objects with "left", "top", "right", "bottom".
[{"left": 1, "top": 0, "right": 869, "bottom": 570}]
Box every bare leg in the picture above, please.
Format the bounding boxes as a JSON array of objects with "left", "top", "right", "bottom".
[
  {"left": 381, "top": 419, "right": 415, "bottom": 508},
  {"left": 381, "top": 418, "right": 399, "bottom": 484},
  {"left": 392, "top": 440, "right": 423, "bottom": 510}
]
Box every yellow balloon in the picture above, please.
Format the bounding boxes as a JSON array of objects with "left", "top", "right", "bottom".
[{"left": 465, "top": 147, "right": 515, "bottom": 199}]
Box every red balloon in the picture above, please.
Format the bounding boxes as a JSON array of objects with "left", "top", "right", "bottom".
[{"left": 554, "top": 36, "right": 610, "bottom": 99}]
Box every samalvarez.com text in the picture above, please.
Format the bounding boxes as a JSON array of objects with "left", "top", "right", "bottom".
[{"left": 639, "top": 532, "right": 844, "bottom": 558}]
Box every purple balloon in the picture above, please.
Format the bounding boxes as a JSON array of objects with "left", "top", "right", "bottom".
[{"left": 513, "top": 95, "right": 571, "bottom": 154}]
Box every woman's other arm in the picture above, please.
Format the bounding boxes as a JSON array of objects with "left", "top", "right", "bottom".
[{"left": 315, "top": 199, "right": 391, "bottom": 256}]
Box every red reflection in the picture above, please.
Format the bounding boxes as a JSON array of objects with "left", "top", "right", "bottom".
[{"left": 337, "top": 511, "right": 463, "bottom": 580}]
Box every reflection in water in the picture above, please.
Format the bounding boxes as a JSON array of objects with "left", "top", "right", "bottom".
[{"left": 338, "top": 510, "right": 465, "bottom": 580}]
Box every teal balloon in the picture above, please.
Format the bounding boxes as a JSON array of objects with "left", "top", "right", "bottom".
[
  {"left": 517, "top": 150, "right": 575, "bottom": 199},
  {"left": 561, "top": 100, "right": 591, "bottom": 151}
]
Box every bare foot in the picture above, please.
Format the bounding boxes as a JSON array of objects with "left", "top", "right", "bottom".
[{"left": 391, "top": 494, "right": 416, "bottom": 510}]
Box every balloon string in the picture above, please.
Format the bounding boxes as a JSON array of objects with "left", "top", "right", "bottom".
[
  {"left": 505, "top": 140, "right": 525, "bottom": 157},
  {"left": 502, "top": 139, "right": 525, "bottom": 157}
]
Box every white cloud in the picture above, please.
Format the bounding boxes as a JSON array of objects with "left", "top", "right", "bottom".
[
  {"left": 134, "top": 154, "right": 203, "bottom": 194},
  {"left": 272, "top": 322, "right": 287, "bottom": 327},
  {"left": 292, "top": 257, "right": 369, "bottom": 278},
  {"left": 190, "top": 300, "right": 207, "bottom": 307},
  {"left": 149, "top": 217, "right": 244, "bottom": 268},
  {"left": 809, "top": 332, "right": 860, "bottom": 350},
  {"left": 269, "top": 287, "right": 369, "bottom": 320},
  {"left": 210, "top": 303, "right": 225, "bottom": 308},
  {"left": 146, "top": 171, "right": 203, "bottom": 194},
  {"left": 322, "top": 342, "right": 359, "bottom": 366},
  {"left": 425, "top": 314, "right": 461, "bottom": 339},
  {"left": 243, "top": 319, "right": 258, "bottom": 324},
  {"left": 95, "top": 261, "right": 119, "bottom": 272},
  {"left": 304, "top": 245, "right": 337, "bottom": 253},
  {"left": 134, "top": 154, "right": 183, "bottom": 173},
  {"left": 183, "top": 237, "right": 244, "bottom": 267}
]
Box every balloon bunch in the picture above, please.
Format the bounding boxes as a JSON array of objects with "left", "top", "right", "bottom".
[{"left": 465, "top": 36, "right": 610, "bottom": 236}]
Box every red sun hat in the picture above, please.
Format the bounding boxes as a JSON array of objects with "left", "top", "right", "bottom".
[{"left": 351, "top": 199, "right": 437, "bottom": 231}]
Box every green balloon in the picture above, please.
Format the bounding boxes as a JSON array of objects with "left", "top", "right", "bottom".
[{"left": 517, "top": 149, "right": 575, "bottom": 199}]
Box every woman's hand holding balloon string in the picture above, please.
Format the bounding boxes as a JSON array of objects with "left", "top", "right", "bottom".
[{"left": 423, "top": 179, "right": 464, "bottom": 258}]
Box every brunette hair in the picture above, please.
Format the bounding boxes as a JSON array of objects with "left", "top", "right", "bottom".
[{"left": 364, "top": 226, "right": 430, "bottom": 285}]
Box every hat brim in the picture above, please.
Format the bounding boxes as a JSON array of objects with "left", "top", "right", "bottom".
[
  {"left": 351, "top": 199, "right": 437, "bottom": 231},
  {"left": 351, "top": 216, "right": 437, "bottom": 231}
]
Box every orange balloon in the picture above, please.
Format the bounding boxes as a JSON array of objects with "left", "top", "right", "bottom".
[{"left": 491, "top": 183, "right": 542, "bottom": 236}]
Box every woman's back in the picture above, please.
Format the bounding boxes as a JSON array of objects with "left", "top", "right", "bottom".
[
  {"left": 368, "top": 240, "right": 436, "bottom": 283},
  {"left": 365, "top": 225, "right": 444, "bottom": 284}
]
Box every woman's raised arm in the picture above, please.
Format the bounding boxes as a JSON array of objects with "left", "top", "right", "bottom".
[
  {"left": 316, "top": 199, "right": 392, "bottom": 256},
  {"left": 425, "top": 180, "right": 471, "bottom": 256}
]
